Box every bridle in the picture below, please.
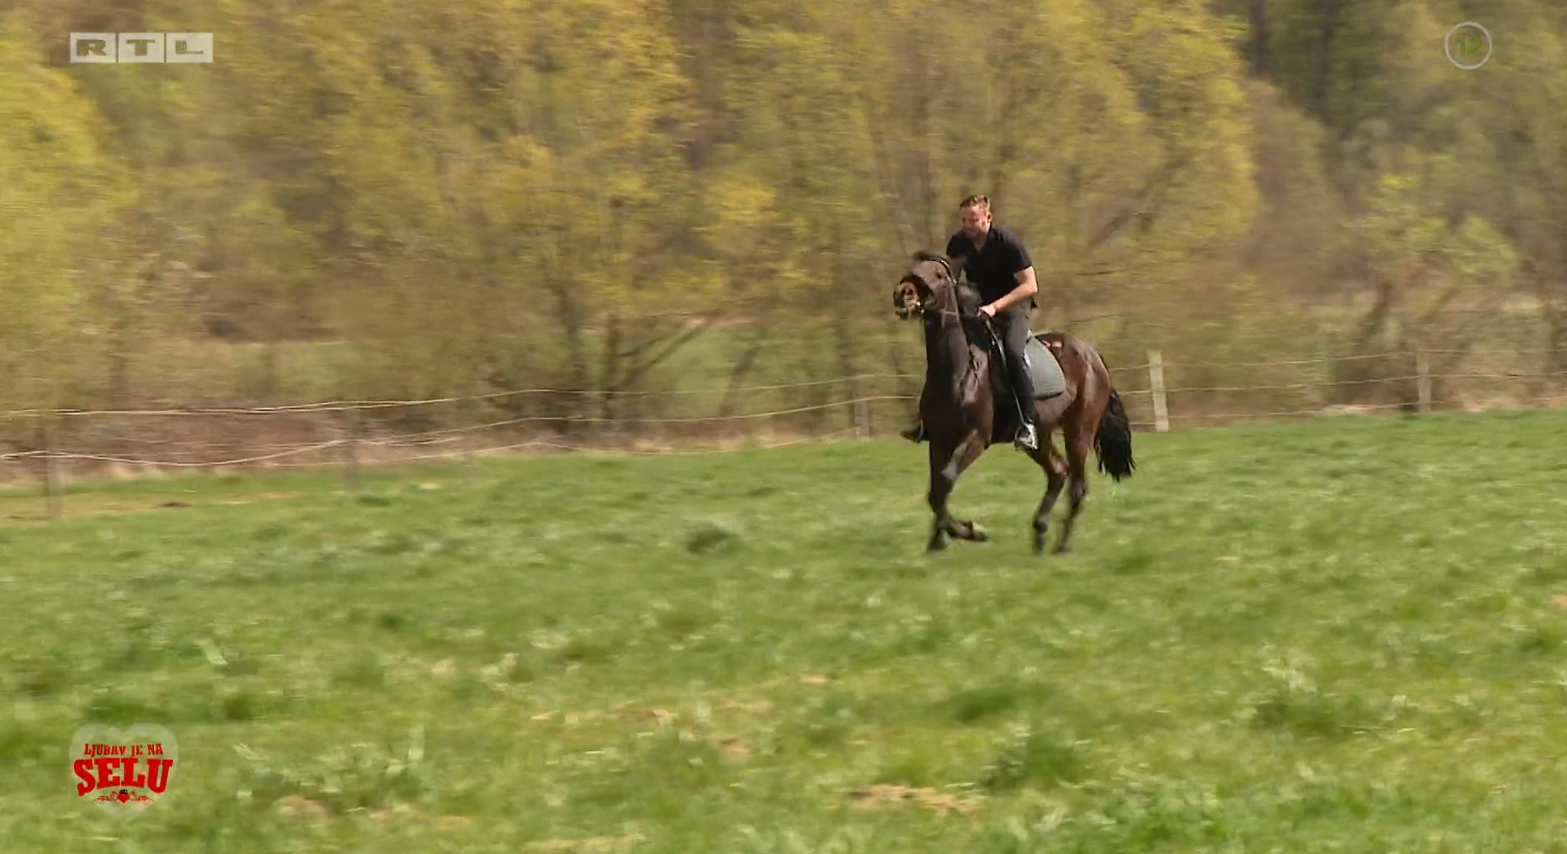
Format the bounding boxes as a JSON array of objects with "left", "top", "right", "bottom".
[
  {"left": 897, "top": 257, "right": 985, "bottom": 324},
  {"left": 896, "top": 257, "right": 949, "bottom": 317},
  {"left": 893, "top": 256, "right": 1013, "bottom": 392}
]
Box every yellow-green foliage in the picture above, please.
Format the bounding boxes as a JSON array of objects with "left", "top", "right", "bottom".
[{"left": 0, "top": 0, "right": 1564, "bottom": 423}]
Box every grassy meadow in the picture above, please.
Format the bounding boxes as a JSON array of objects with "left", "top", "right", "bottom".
[{"left": 3, "top": 408, "right": 1567, "bottom": 852}]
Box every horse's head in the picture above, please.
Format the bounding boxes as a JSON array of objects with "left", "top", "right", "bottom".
[{"left": 893, "top": 251, "right": 959, "bottom": 320}]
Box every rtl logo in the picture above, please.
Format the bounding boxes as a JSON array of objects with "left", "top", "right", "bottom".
[{"left": 70, "top": 33, "right": 214, "bottom": 63}]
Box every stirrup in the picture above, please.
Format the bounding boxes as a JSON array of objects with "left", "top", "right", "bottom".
[
  {"left": 1013, "top": 421, "right": 1037, "bottom": 450},
  {"left": 901, "top": 423, "right": 928, "bottom": 443}
]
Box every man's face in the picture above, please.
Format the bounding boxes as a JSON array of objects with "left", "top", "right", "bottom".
[{"left": 960, "top": 204, "right": 991, "bottom": 242}]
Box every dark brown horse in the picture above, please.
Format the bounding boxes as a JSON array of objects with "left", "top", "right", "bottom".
[{"left": 892, "top": 251, "right": 1135, "bottom": 554}]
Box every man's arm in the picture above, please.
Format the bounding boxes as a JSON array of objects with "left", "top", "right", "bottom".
[
  {"left": 989, "top": 266, "right": 1039, "bottom": 312},
  {"left": 984, "top": 235, "right": 1038, "bottom": 312}
]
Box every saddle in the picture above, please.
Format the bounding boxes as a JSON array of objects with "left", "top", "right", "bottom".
[
  {"left": 978, "top": 326, "right": 1067, "bottom": 401},
  {"left": 951, "top": 283, "right": 1066, "bottom": 401}
]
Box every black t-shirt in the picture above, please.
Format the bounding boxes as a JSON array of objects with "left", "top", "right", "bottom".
[{"left": 945, "top": 225, "right": 1034, "bottom": 307}]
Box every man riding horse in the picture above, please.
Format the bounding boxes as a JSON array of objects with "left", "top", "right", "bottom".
[{"left": 902, "top": 194, "right": 1041, "bottom": 451}]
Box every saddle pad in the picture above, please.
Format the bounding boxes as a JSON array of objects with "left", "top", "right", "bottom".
[
  {"left": 1023, "top": 337, "right": 1066, "bottom": 398},
  {"left": 991, "top": 336, "right": 1065, "bottom": 399}
]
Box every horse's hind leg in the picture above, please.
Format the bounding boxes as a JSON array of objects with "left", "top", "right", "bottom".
[
  {"left": 1054, "top": 422, "right": 1092, "bottom": 554},
  {"left": 1025, "top": 434, "right": 1068, "bottom": 555}
]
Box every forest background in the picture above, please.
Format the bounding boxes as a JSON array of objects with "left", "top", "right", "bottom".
[{"left": 0, "top": 0, "right": 1562, "bottom": 460}]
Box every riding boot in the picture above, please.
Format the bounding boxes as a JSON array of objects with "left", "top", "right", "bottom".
[
  {"left": 901, "top": 419, "right": 928, "bottom": 443},
  {"left": 1007, "top": 355, "right": 1038, "bottom": 451}
]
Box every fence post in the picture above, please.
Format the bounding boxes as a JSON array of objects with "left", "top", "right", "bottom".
[
  {"left": 341, "top": 411, "right": 361, "bottom": 492},
  {"left": 1415, "top": 348, "right": 1432, "bottom": 413},
  {"left": 1148, "top": 349, "right": 1170, "bottom": 433},
  {"left": 851, "top": 374, "right": 870, "bottom": 438},
  {"left": 463, "top": 392, "right": 479, "bottom": 486},
  {"left": 39, "top": 416, "right": 62, "bottom": 521}
]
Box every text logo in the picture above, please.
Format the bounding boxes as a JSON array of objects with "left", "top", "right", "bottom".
[
  {"left": 71, "top": 725, "right": 179, "bottom": 820},
  {"left": 70, "top": 33, "right": 213, "bottom": 63}
]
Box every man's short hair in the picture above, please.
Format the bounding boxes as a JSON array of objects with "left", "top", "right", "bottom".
[{"left": 959, "top": 194, "right": 989, "bottom": 211}]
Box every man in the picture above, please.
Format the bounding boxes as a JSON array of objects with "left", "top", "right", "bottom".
[{"left": 903, "top": 194, "right": 1041, "bottom": 451}]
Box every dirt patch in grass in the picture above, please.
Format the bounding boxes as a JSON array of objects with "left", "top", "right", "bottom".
[{"left": 844, "top": 784, "right": 983, "bottom": 818}]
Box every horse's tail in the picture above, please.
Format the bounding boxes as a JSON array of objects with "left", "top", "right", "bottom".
[{"left": 1094, "top": 386, "right": 1136, "bottom": 482}]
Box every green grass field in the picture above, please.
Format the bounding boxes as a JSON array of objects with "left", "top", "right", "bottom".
[{"left": 4, "top": 409, "right": 1567, "bottom": 852}]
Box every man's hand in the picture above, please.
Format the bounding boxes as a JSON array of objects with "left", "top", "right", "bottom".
[{"left": 978, "top": 303, "right": 999, "bottom": 318}]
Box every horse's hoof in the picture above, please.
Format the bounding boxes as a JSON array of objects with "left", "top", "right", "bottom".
[
  {"left": 1031, "top": 523, "right": 1050, "bottom": 553},
  {"left": 927, "top": 536, "right": 950, "bottom": 553},
  {"left": 1052, "top": 542, "right": 1072, "bottom": 555},
  {"left": 968, "top": 524, "right": 989, "bottom": 542}
]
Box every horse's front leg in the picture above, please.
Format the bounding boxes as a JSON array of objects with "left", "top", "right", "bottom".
[
  {"left": 927, "top": 430, "right": 988, "bottom": 551},
  {"left": 927, "top": 439, "right": 953, "bottom": 552}
]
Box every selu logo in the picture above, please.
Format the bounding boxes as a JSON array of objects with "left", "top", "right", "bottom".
[
  {"left": 74, "top": 742, "right": 174, "bottom": 794},
  {"left": 70, "top": 725, "right": 179, "bottom": 820}
]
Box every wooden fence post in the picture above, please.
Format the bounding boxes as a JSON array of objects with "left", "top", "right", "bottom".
[
  {"left": 851, "top": 374, "right": 870, "bottom": 438},
  {"left": 1148, "top": 349, "right": 1170, "bottom": 433},
  {"left": 40, "top": 416, "right": 62, "bottom": 521},
  {"left": 464, "top": 392, "right": 479, "bottom": 486},
  {"left": 341, "top": 412, "right": 361, "bottom": 492},
  {"left": 1415, "top": 348, "right": 1432, "bottom": 413}
]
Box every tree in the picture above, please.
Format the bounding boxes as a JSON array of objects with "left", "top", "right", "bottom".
[{"left": 0, "top": 12, "right": 128, "bottom": 417}]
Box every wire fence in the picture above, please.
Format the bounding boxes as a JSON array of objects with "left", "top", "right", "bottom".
[{"left": 1, "top": 347, "right": 1565, "bottom": 512}]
